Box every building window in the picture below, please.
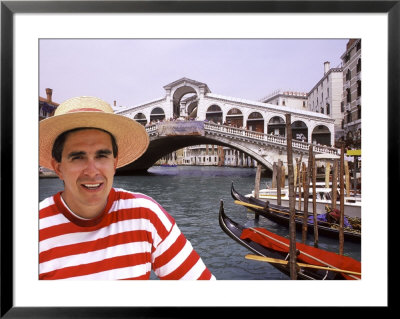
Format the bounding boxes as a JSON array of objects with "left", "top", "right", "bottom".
[
  {"left": 357, "top": 105, "right": 361, "bottom": 119},
  {"left": 341, "top": 101, "right": 344, "bottom": 112},
  {"left": 357, "top": 58, "right": 361, "bottom": 73},
  {"left": 326, "top": 103, "right": 330, "bottom": 115},
  {"left": 346, "top": 89, "right": 351, "bottom": 103},
  {"left": 357, "top": 80, "right": 361, "bottom": 97},
  {"left": 346, "top": 69, "right": 351, "bottom": 81},
  {"left": 347, "top": 111, "right": 352, "bottom": 123}
]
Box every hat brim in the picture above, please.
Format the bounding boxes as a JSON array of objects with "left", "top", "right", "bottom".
[{"left": 39, "top": 112, "right": 150, "bottom": 170}]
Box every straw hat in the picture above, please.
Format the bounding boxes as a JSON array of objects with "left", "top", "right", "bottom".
[{"left": 39, "top": 96, "right": 149, "bottom": 170}]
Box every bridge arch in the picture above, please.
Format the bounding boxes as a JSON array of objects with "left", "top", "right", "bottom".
[
  {"left": 171, "top": 84, "right": 200, "bottom": 119},
  {"left": 291, "top": 120, "right": 308, "bottom": 142},
  {"left": 203, "top": 136, "right": 274, "bottom": 170},
  {"left": 150, "top": 107, "right": 165, "bottom": 122},
  {"left": 118, "top": 136, "right": 272, "bottom": 174},
  {"left": 134, "top": 112, "right": 147, "bottom": 126},
  {"left": 246, "top": 111, "right": 264, "bottom": 133},
  {"left": 267, "top": 115, "right": 286, "bottom": 136},
  {"left": 186, "top": 96, "right": 198, "bottom": 119},
  {"left": 206, "top": 104, "right": 223, "bottom": 124},
  {"left": 226, "top": 108, "right": 244, "bottom": 127},
  {"left": 311, "top": 124, "right": 332, "bottom": 146},
  {"left": 117, "top": 121, "right": 340, "bottom": 174}
]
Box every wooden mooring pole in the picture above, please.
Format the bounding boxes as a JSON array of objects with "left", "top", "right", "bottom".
[
  {"left": 285, "top": 113, "right": 297, "bottom": 280},
  {"left": 339, "top": 146, "right": 345, "bottom": 255},
  {"left": 302, "top": 147, "right": 312, "bottom": 244},
  {"left": 254, "top": 163, "right": 262, "bottom": 199},
  {"left": 332, "top": 159, "right": 338, "bottom": 210},
  {"left": 253, "top": 163, "right": 262, "bottom": 221},
  {"left": 325, "top": 161, "right": 331, "bottom": 188},
  {"left": 272, "top": 162, "right": 277, "bottom": 189},
  {"left": 276, "top": 160, "right": 282, "bottom": 206},
  {"left": 297, "top": 155, "right": 303, "bottom": 211},
  {"left": 345, "top": 160, "right": 350, "bottom": 196},
  {"left": 294, "top": 159, "right": 297, "bottom": 196},
  {"left": 281, "top": 164, "right": 286, "bottom": 189},
  {"left": 312, "top": 150, "right": 319, "bottom": 248}
]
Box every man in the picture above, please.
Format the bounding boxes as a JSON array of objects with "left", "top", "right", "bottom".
[{"left": 39, "top": 96, "right": 215, "bottom": 280}]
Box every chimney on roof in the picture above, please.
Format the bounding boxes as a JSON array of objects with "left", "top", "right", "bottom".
[
  {"left": 45, "top": 88, "right": 53, "bottom": 102},
  {"left": 324, "top": 61, "right": 330, "bottom": 75}
]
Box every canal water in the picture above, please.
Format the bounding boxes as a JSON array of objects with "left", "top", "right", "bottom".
[{"left": 39, "top": 166, "right": 361, "bottom": 280}]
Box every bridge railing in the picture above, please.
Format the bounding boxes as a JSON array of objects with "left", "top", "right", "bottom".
[
  {"left": 145, "top": 121, "right": 339, "bottom": 155},
  {"left": 203, "top": 122, "right": 339, "bottom": 155},
  {"left": 145, "top": 124, "right": 158, "bottom": 135}
]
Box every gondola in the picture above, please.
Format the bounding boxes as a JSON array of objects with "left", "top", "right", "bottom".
[
  {"left": 231, "top": 182, "right": 361, "bottom": 243},
  {"left": 218, "top": 200, "right": 361, "bottom": 280}
]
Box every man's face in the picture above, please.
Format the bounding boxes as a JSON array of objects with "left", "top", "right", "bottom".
[{"left": 51, "top": 129, "right": 118, "bottom": 218}]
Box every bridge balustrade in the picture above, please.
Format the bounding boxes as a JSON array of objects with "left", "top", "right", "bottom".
[
  {"left": 203, "top": 122, "right": 339, "bottom": 155},
  {"left": 145, "top": 124, "right": 158, "bottom": 136},
  {"left": 145, "top": 121, "right": 339, "bottom": 156}
]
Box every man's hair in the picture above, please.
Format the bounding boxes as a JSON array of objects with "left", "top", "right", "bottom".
[{"left": 52, "top": 127, "right": 118, "bottom": 163}]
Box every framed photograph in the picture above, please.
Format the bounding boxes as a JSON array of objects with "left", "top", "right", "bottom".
[{"left": 1, "top": 0, "right": 396, "bottom": 316}]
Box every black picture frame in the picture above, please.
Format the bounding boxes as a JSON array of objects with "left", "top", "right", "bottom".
[{"left": 1, "top": 1, "right": 396, "bottom": 317}]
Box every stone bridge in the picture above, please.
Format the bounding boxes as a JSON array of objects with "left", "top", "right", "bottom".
[
  {"left": 117, "top": 121, "right": 340, "bottom": 174},
  {"left": 115, "top": 77, "right": 339, "bottom": 174}
]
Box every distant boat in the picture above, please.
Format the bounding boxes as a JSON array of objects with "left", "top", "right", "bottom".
[
  {"left": 247, "top": 182, "right": 361, "bottom": 219},
  {"left": 160, "top": 163, "right": 177, "bottom": 167}
]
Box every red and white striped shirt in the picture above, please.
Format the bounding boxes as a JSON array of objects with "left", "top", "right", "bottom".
[{"left": 39, "top": 188, "right": 215, "bottom": 280}]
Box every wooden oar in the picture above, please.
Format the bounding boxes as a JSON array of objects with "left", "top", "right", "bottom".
[
  {"left": 234, "top": 200, "right": 298, "bottom": 217},
  {"left": 245, "top": 254, "right": 361, "bottom": 277},
  {"left": 234, "top": 200, "right": 265, "bottom": 210}
]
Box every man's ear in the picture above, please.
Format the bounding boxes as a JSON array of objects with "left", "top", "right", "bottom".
[
  {"left": 51, "top": 158, "right": 64, "bottom": 180},
  {"left": 114, "top": 156, "right": 118, "bottom": 172}
]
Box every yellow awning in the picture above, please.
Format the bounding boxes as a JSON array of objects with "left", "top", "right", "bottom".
[{"left": 347, "top": 149, "right": 361, "bottom": 156}]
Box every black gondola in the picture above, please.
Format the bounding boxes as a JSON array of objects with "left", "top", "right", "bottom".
[
  {"left": 218, "top": 200, "right": 361, "bottom": 280},
  {"left": 231, "top": 182, "right": 361, "bottom": 243}
]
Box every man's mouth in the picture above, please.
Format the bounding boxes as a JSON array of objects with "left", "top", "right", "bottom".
[{"left": 81, "top": 183, "right": 103, "bottom": 190}]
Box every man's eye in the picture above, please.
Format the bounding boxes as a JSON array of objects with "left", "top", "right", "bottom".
[{"left": 71, "top": 156, "right": 83, "bottom": 160}]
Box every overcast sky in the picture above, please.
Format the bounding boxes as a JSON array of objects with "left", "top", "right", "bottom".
[{"left": 39, "top": 38, "right": 348, "bottom": 108}]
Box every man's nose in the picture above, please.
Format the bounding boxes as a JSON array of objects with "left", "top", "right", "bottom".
[{"left": 83, "top": 158, "right": 100, "bottom": 176}]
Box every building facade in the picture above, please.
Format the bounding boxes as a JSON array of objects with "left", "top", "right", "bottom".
[
  {"left": 179, "top": 145, "right": 255, "bottom": 167},
  {"left": 340, "top": 39, "right": 361, "bottom": 149},
  {"left": 261, "top": 58, "right": 352, "bottom": 147},
  {"left": 260, "top": 90, "right": 308, "bottom": 110},
  {"left": 181, "top": 145, "right": 219, "bottom": 166},
  {"left": 39, "top": 88, "right": 59, "bottom": 121},
  {"left": 261, "top": 62, "right": 344, "bottom": 146},
  {"left": 307, "top": 61, "right": 344, "bottom": 143}
]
